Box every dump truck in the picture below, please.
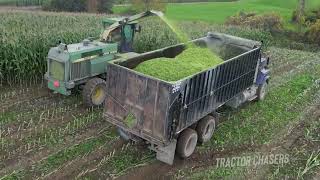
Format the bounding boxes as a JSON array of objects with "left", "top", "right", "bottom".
[
  {"left": 103, "top": 32, "right": 270, "bottom": 165},
  {"left": 44, "top": 11, "right": 163, "bottom": 107}
]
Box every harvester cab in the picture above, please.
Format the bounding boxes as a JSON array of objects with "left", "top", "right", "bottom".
[
  {"left": 44, "top": 10, "right": 163, "bottom": 107},
  {"left": 100, "top": 10, "right": 163, "bottom": 52},
  {"left": 101, "top": 18, "right": 137, "bottom": 52}
]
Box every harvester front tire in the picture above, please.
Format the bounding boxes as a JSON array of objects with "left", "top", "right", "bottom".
[
  {"left": 176, "top": 128, "right": 198, "bottom": 158},
  {"left": 196, "top": 115, "right": 216, "bottom": 144},
  {"left": 83, "top": 78, "right": 107, "bottom": 107}
]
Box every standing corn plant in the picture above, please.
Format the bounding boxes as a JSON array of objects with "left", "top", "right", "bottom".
[{"left": 0, "top": 11, "right": 104, "bottom": 84}]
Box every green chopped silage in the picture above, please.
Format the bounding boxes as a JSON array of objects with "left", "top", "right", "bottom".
[{"left": 134, "top": 47, "right": 224, "bottom": 82}]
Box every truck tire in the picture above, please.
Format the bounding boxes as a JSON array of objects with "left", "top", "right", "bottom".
[
  {"left": 257, "top": 83, "right": 268, "bottom": 101},
  {"left": 83, "top": 78, "right": 107, "bottom": 107},
  {"left": 196, "top": 115, "right": 216, "bottom": 144},
  {"left": 176, "top": 128, "right": 198, "bottom": 158}
]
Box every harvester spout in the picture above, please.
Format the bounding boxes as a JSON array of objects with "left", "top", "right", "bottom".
[
  {"left": 149, "top": 10, "right": 164, "bottom": 17},
  {"left": 100, "top": 10, "right": 164, "bottom": 42}
]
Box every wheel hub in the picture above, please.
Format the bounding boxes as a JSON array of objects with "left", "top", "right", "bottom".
[{"left": 92, "top": 86, "right": 105, "bottom": 105}]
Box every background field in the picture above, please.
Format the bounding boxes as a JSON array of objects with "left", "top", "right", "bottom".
[
  {"left": 114, "top": 0, "right": 320, "bottom": 25},
  {"left": 0, "top": 0, "right": 44, "bottom": 6}
]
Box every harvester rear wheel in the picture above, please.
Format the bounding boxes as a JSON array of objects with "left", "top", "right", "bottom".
[
  {"left": 176, "top": 128, "right": 198, "bottom": 158},
  {"left": 196, "top": 115, "right": 216, "bottom": 144},
  {"left": 83, "top": 78, "right": 107, "bottom": 107}
]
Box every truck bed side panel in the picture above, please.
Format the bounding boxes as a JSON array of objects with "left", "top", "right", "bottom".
[
  {"left": 104, "top": 64, "right": 172, "bottom": 144},
  {"left": 177, "top": 48, "right": 261, "bottom": 131}
]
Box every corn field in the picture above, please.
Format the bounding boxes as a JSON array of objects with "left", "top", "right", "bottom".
[
  {"left": 0, "top": 11, "right": 104, "bottom": 84},
  {"left": 0, "top": 10, "right": 275, "bottom": 85}
]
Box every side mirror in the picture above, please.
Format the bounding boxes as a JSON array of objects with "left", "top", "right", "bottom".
[{"left": 135, "top": 25, "right": 142, "bottom": 33}]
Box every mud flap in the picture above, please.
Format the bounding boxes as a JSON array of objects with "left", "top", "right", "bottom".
[{"left": 156, "top": 139, "right": 177, "bottom": 165}]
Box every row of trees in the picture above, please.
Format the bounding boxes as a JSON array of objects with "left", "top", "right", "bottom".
[
  {"left": 43, "top": 0, "right": 114, "bottom": 13},
  {"left": 42, "top": 0, "right": 166, "bottom": 13},
  {"left": 131, "top": 0, "right": 166, "bottom": 12},
  {"left": 295, "top": 0, "right": 320, "bottom": 44}
]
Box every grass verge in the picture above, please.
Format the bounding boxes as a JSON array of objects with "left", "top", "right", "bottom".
[
  {"left": 113, "top": 0, "right": 320, "bottom": 25},
  {"left": 205, "top": 73, "right": 315, "bottom": 148},
  {"left": 184, "top": 64, "right": 320, "bottom": 179}
]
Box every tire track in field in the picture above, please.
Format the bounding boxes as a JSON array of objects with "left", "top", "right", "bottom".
[
  {"left": 0, "top": 99, "right": 83, "bottom": 140},
  {"left": 0, "top": 109, "right": 104, "bottom": 172},
  {"left": 117, "top": 144, "right": 269, "bottom": 180},
  {"left": 0, "top": 120, "right": 112, "bottom": 177},
  {"left": 270, "top": 57, "right": 320, "bottom": 89},
  {"left": 27, "top": 125, "right": 116, "bottom": 180},
  {"left": 0, "top": 94, "right": 86, "bottom": 160},
  {"left": 45, "top": 135, "right": 125, "bottom": 180},
  {"left": 266, "top": 47, "right": 320, "bottom": 77},
  {"left": 0, "top": 87, "right": 50, "bottom": 111},
  {"left": 0, "top": 88, "right": 102, "bottom": 176},
  {"left": 0, "top": 90, "right": 78, "bottom": 117}
]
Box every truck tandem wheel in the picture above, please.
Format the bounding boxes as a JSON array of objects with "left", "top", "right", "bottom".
[
  {"left": 83, "top": 78, "right": 107, "bottom": 107},
  {"left": 176, "top": 128, "right": 198, "bottom": 158},
  {"left": 196, "top": 115, "right": 216, "bottom": 144}
]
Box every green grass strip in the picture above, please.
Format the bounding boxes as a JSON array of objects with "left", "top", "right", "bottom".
[
  {"left": 189, "top": 73, "right": 319, "bottom": 179},
  {"left": 205, "top": 73, "right": 315, "bottom": 148}
]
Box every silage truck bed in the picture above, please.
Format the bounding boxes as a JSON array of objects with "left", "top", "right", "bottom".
[{"left": 103, "top": 32, "right": 270, "bottom": 165}]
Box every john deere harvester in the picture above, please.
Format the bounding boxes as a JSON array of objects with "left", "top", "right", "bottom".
[{"left": 44, "top": 11, "right": 163, "bottom": 106}]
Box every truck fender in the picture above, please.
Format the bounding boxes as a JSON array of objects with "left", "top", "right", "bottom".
[
  {"left": 256, "top": 68, "right": 270, "bottom": 85},
  {"left": 155, "top": 140, "right": 177, "bottom": 165},
  {"left": 256, "top": 57, "right": 270, "bottom": 85}
]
